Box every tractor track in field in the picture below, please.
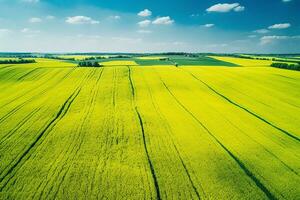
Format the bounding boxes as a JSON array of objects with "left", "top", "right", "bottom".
[
  {"left": 0, "top": 67, "right": 40, "bottom": 86},
  {"left": 156, "top": 71, "right": 277, "bottom": 200},
  {"left": 27, "top": 69, "right": 96, "bottom": 199},
  {"left": 183, "top": 69, "right": 300, "bottom": 143},
  {"left": 0, "top": 68, "right": 83, "bottom": 190},
  {"left": 172, "top": 70, "right": 300, "bottom": 176},
  {"left": 28, "top": 69, "right": 98, "bottom": 199},
  {"left": 0, "top": 68, "right": 49, "bottom": 93},
  {"left": 17, "top": 68, "right": 40, "bottom": 81},
  {"left": 85, "top": 69, "right": 107, "bottom": 196},
  {"left": 0, "top": 86, "right": 81, "bottom": 191},
  {"left": 128, "top": 66, "right": 162, "bottom": 200},
  {"left": 0, "top": 68, "right": 72, "bottom": 109},
  {"left": 140, "top": 69, "right": 204, "bottom": 199},
  {"left": 0, "top": 69, "right": 74, "bottom": 125},
  {"left": 0, "top": 107, "right": 41, "bottom": 146},
  {"left": 0, "top": 65, "right": 14, "bottom": 70},
  {"left": 0, "top": 68, "right": 29, "bottom": 83},
  {"left": 50, "top": 69, "right": 103, "bottom": 199},
  {"left": 0, "top": 69, "right": 61, "bottom": 109},
  {"left": 92, "top": 69, "right": 127, "bottom": 199},
  {"left": 273, "top": 74, "right": 297, "bottom": 81},
  {"left": 217, "top": 110, "right": 300, "bottom": 176},
  {"left": 0, "top": 68, "right": 18, "bottom": 80}
]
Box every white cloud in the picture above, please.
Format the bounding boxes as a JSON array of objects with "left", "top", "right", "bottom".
[
  {"left": 206, "top": 3, "right": 245, "bottom": 13},
  {"left": 138, "top": 20, "right": 151, "bottom": 27},
  {"left": 268, "top": 23, "right": 291, "bottom": 29},
  {"left": 282, "top": 0, "right": 292, "bottom": 2},
  {"left": 138, "top": 9, "right": 152, "bottom": 17},
  {"left": 152, "top": 16, "right": 174, "bottom": 25},
  {"left": 203, "top": 24, "right": 215, "bottom": 28},
  {"left": 190, "top": 14, "right": 200, "bottom": 17},
  {"left": 66, "top": 16, "right": 99, "bottom": 25},
  {"left": 20, "top": 28, "right": 40, "bottom": 38},
  {"left": 260, "top": 35, "right": 300, "bottom": 45},
  {"left": 110, "top": 15, "right": 121, "bottom": 20},
  {"left": 29, "top": 17, "right": 42, "bottom": 23},
  {"left": 254, "top": 29, "right": 269, "bottom": 34},
  {"left": 21, "top": 28, "right": 40, "bottom": 34},
  {"left": 137, "top": 29, "right": 152, "bottom": 34},
  {"left": 46, "top": 15, "right": 55, "bottom": 20},
  {"left": 21, "top": 28, "right": 29, "bottom": 33},
  {"left": 234, "top": 5, "right": 245, "bottom": 12}
]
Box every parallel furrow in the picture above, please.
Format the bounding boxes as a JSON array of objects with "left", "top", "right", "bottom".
[
  {"left": 0, "top": 87, "right": 81, "bottom": 191},
  {"left": 184, "top": 69, "right": 300, "bottom": 142},
  {"left": 0, "top": 69, "right": 74, "bottom": 124},
  {"left": 29, "top": 69, "right": 95, "bottom": 198},
  {"left": 51, "top": 69, "right": 103, "bottom": 199},
  {"left": 17, "top": 68, "right": 40, "bottom": 81},
  {"left": 0, "top": 68, "right": 73, "bottom": 109},
  {"left": 128, "top": 67, "right": 161, "bottom": 200},
  {"left": 0, "top": 107, "right": 41, "bottom": 146},
  {"left": 156, "top": 71, "right": 277, "bottom": 200},
  {"left": 140, "top": 68, "right": 203, "bottom": 199}
]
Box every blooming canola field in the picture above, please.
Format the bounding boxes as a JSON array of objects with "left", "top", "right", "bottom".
[{"left": 0, "top": 57, "right": 299, "bottom": 199}]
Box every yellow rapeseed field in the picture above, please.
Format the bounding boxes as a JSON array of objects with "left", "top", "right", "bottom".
[
  {"left": 209, "top": 56, "right": 274, "bottom": 66},
  {"left": 0, "top": 59, "right": 299, "bottom": 199},
  {"left": 100, "top": 60, "right": 138, "bottom": 66}
]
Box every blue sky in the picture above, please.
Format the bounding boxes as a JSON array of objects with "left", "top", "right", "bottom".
[{"left": 0, "top": 0, "right": 299, "bottom": 53}]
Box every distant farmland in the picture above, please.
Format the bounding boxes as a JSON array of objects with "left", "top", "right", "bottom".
[{"left": 0, "top": 55, "right": 299, "bottom": 199}]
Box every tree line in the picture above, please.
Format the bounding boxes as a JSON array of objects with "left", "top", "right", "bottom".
[
  {"left": 271, "top": 63, "right": 300, "bottom": 71},
  {"left": 78, "top": 61, "right": 103, "bottom": 67},
  {"left": 43, "top": 55, "right": 76, "bottom": 61},
  {"left": 0, "top": 59, "right": 36, "bottom": 64}
]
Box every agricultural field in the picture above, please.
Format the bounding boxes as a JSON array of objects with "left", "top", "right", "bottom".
[
  {"left": 0, "top": 56, "right": 299, "bottom": 199},
  {"left": 57, "top": 55, "right": 100, "bottom": 60},
  {"left": 99, "top": 60, "right": 138, "bottom": 66},
  {"left": 79, "top": 55, "right": 241, "bottom": 67}
]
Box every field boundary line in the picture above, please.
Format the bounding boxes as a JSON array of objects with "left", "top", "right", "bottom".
[
  {"left": 183, "top": 69, "right": 300, "bottom": 143},
  {"left": 50, "top": 69, "right": 103, "bottom": 199},
  {"left": 156, "top": 70, "right": 277, "bottom": 200},
  {"left": 0, "top": 68, "right": 74, "bottom": 109},
  {"left": 0, "top": 87, "right": 81, "bottom": 191},
  {"left": 141, "top": 69, "right": 204, "bottom": 199},
  {"left": 128, "top": 66, "right": 162, "bottom": 200},
  {"left": 17, "top": 68, "right": 40, "bottom": 81},
  {"left": 0, "top": 69, "right": 75, "bottom": 126}
]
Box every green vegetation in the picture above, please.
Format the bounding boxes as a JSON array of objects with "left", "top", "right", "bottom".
[
  {"left": 133, "top": 55, "right": 238, "bottom": 66},
  {"left": 134, "top": 59, "right": 173, "bottom": 66},
  {"left": 0, "top": 55, "right": 299, "bottom": 199},
  {"left": 78, "top": 61, "right": 102, "bottom": 67},
  {"left": 168, "top": 55, "right": 238, "bottom": 66},
  {"left": 271, "top": 62, "right": 300, "bottom": 71},
  {"left": 0, "top": 58, "right": 36, "bottom": 64}
]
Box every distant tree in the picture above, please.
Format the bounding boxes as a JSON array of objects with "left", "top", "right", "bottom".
[
  {"left": 77, "top": 61, "right": 103, "bottom": 68},
  {"left": 271, "top": 63, "right": 300, "bottom": 71},
  {"left": 0, "top": 59, "right": 36, "bottom": 64},
  {"left": 93, "top": 62, "right": 100, "bottom": 67}
]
